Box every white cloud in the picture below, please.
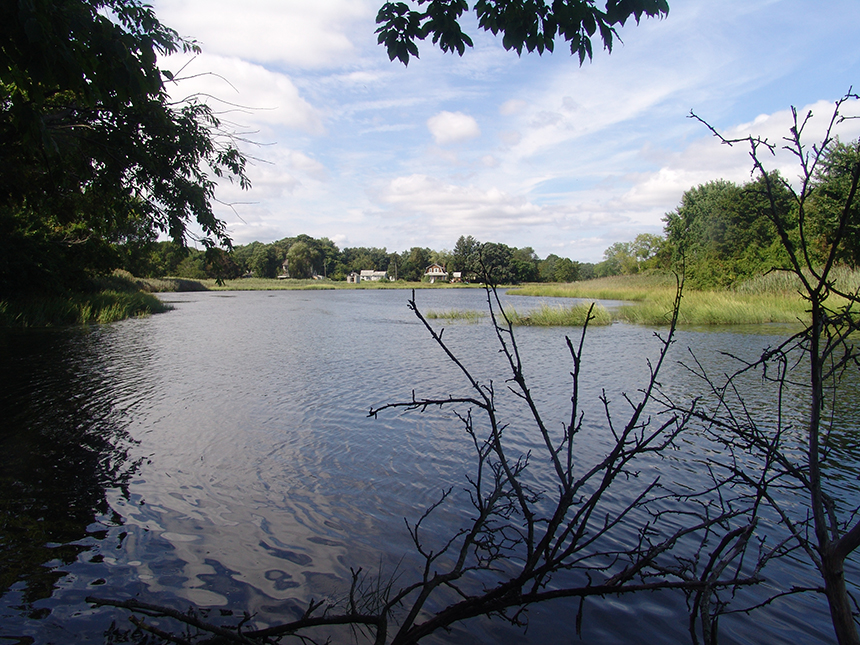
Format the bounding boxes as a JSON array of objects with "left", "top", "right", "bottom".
[
  {"left": 499, "top": 99, "right": 527, "bottom": 116},
  {"left": 153, "top": 0, "right": 375, "bottom": 68},
  {"left": 426, "top": 111, "right": 481, "bottom": 145},
  {"left": 162, "top": 53, "right": 325, "bottom": 135}
]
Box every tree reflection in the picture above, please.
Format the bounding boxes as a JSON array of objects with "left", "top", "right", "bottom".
[{"left": 0, "top": 328, "right": 139, "bottom": 614}]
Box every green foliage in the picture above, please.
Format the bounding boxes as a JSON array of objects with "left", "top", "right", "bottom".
[
  {"left": 249, "top": 244, "right": 281, "bottom": 279},
  {"left": 0, "top": 0, "right": 249, "bottom": 297},
  {"left": 0, "top": 275, "right": 170, "bottom": 327},
  {"left": 376, "top": 0, "right": 669, "bottom": 65},
  {"left": 596, "top": 234, "right": 664, "bottom": 277},
  {"left": 805, "top": 138, "right": 860, "bottom": 266},
  {"left": 660, "top": 175, "right": 792, "bottom": 288}
]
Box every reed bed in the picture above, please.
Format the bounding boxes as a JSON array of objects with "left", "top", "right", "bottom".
[
  {"left": 0, "top": 291, "right": 170, "bottom": 328},
  {"left": 508, "top": 273, "right": 678, "bottom": 301},
  {"left": 619, "top": 291, "right": 808, "bottom": 326},
  {"left": 504, "top": 302, "right": 612, "bottom": 327},
  {"left": 425, "top": 309, "right": 486, "bottom": 322}
]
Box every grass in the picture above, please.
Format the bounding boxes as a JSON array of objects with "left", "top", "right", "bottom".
[
  {"left": 504, "top": 302, "right": 613, "bottom": 327},
  {"left": 619, "top": 291, "right": 807, "bottom": 326},
  {"left": 0, "top": 270, "right": 172, "bottom": 328},
  {"left": 508, "top": 273, "right": 678, "bottom": 302},
  {"left": 0, "top": 290, "right": 170, "bottom": 328},
  {"left": 425, "top": 309, "right": 487, "bottom": 322},
  {"left": 506, "top": 271, "right": 823, "bottom": 326}
]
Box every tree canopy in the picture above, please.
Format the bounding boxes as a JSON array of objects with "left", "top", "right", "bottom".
[
  {"left": 0, "top": 0, "right": 249, "bottom": 295},
  {"left": 376, "top": 0, "right": 669, "bottom": 65}
]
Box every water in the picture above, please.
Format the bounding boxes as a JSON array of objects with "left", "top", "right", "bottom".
[{"left": 0, "top": 288, "right": 855, "bottom": 644}]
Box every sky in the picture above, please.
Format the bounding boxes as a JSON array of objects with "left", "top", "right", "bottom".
[{"left": 151, "top": 0, "right": 860, "bottom": 263}]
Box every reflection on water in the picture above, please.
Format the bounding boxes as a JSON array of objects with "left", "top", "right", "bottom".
[
  {"left": 0, "top": 327, "right": 140, "bottom": 619},
  {"left": 0, "top": 289, "right": 857, "bottom": 644}
]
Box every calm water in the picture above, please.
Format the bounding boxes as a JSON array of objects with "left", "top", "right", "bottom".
[{"left": 0, "top": 288, "right": 856, "bottom": 644}]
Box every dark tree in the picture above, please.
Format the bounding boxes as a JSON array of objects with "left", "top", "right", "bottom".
[
  {"left": 0, "top": 0, "right": 249, "bottom": 294},
  {"left": 376, "top": 0, "right": 669, "bottom": 66},
  {"left": 686, "top": 93, "right": 860, "bottom": 644}
]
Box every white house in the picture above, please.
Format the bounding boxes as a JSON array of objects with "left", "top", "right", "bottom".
[
  {"left": 424, "top": 263, "right": 447, "bottom": 283},
  {"left": 360, "top": 270, "right": 388, "bottom": 282}
]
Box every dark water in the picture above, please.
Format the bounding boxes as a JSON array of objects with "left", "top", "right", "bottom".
[{"left": 0, "top": 289, "right": 856, "bottom": 644}]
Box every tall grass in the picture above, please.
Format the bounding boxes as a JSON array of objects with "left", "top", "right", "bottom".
[
  {"left": 425, "top": 309, "right": 486, "bottom": 322},
  {"left": 0, "top": 291, "right": 170, "bottom": 327},
  {"left": 504, "top": 302, "right": 612, "bottom": 327},
  {"left": 619, "top": 291, "right": 807, "bottom": 326},
  {"left": 509, "top": 273, "right": 678, "bottom": 301},
  {"left": 0, "top": 270, "right": 171, "bottom": 328}
]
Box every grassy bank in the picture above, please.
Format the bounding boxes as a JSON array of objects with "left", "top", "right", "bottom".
[
  {"left": 0, "top": 289, "right": 170, "bottom": 327},
  {"left": 507, "top": 272, "right": 821, "bottom": 326},
  {"left": 0, "top": 271, "right": 171, "bottom": 328},
  {"left": 508, "top": 273, "right": 678, "bottom": 302}
]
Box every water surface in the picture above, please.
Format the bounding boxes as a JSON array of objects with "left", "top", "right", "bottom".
[{"left": 0, "top": 288, "right": 855, "bottom": 644}]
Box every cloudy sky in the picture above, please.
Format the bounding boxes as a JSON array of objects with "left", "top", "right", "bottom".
[{"left": 152, "top": 0, "right": 860, "bottom": 262}]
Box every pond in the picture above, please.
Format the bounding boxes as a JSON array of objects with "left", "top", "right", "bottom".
[{"left": 0, "top": 288, "right": 856, "bottom": 644}]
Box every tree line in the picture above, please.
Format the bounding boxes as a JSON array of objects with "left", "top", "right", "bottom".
[
  {"left": 596, "top": 138, "right": 860, "bottom": 288},
  {"left": 119, "top": 233, "right": 599, "bottom": 283}
]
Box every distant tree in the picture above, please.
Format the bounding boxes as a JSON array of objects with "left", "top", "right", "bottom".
[
  {"left": 596, "top": 241, "right": 637, "bottom": 276},
  {"left": 174, "top": 250, "right": 207, "bottom": 280},
  {"left": 662, "top": 176, "right": 792, "bottom": 288},
  {"left": 631, "top": 233, "right": 663, "bottom": 269},
  {"left": 510, "top": 246, "right": 540, "bottom": 282},
  {"left": 538, "top": 254, "right": 560, "bottom": 281},
  {"left": 376, "top": 0, "right": 669, "bottom": 66},
  {"left": 400, "top": 247, "right": 432, "bottom": 281},
  {"left": 451, "top": 235, "right": 481, "bottom": 273},
  {"left": 476, "top": 242, "right": 516, "bottom": 283},
  {"left": 149, "top": 241, "right": 188, "bottom": 277},
  {"left": 553, "top": 256, "right": 580, "bottom": 282},
  {"left": 249, "top": 244, "right": 280, "bottom": 279},
  {"left": 806, "top": 138, "right": 860, "bottom": 267},
  {"left": 315, "top": 237, "right": 341, "bottom": 277},
  {"left": 285, "top": 241, "right": 316, "bottom": 279}
]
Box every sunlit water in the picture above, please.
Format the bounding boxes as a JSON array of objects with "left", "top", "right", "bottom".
[{"left": 0, "top": 288, "right": 856, "bottom": 644}]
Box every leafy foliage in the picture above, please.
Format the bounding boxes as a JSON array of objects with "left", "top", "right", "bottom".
[
  {"left": 660, "top": 175, "right": 793, "bottom": 288},
  {"left": 0, "top": 0, "right": 249, "bottom": 296},
  {"left": 376, "top": 0, "right": 670, "bottom": 65}
]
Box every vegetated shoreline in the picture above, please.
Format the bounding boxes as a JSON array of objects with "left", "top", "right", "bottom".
[
  {"left": 0, "top": 272, "right": 172, "bottom": 328},
  {"left": 7, "top": 268, "right": 856, "bottom": 329}
]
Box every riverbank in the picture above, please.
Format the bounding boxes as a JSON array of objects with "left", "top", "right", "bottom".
[
  {"left": 142, "top": 277, "right": 480, "bottom": 291},
  {"left": 0, "top": 272, "right": 170, "bottom": 328},
  {"left": 506, "top": 272, "right": 838, "bottom": 326},
  {"left": 9, "top": 268, "right": 857, "bottom": 328}
]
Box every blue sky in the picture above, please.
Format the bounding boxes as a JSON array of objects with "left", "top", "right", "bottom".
[{"left": 152, "top": 0, "right": 860, "bottom": 263}]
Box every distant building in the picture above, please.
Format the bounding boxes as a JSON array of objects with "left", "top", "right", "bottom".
[
  {"left": 359, "top": 270, "right": 388, "bottom": 282},
  {"left": 424, "top": 263, "right": 447, "bottom": 283}
]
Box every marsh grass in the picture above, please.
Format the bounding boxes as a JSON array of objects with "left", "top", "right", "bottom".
[
  {"left": 0, "top": 270, "right": 171, "bottom": 328},
  {"left": 504, "top": 302, "right": 612, "bottom": 327},
  {"left": 508, "top": 273, "right": 678, "bottom": 301},
  {"left": 425, "top": 309, "right": 486, "bottom": 322},
  {"left": 0, "top": 291, "right": 170, "bottom": 327},
  {"left": 620, "top": 291, "right": 807, "bottom": 326}
]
